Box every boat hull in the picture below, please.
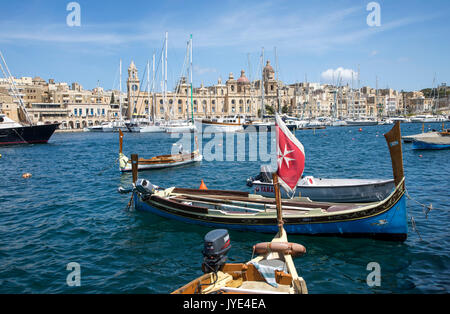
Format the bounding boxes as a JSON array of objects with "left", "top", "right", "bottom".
[
  {"left": 134, "top": 182, "right": 407, "bottom": 241},
  {"left": 0, "top": 123, "right": 59, "bottom": 145},
  {"left": 195, "top": 120, "right": 244, "bottom": 133},
  {"left": 165, "top": 125, "right": 196, "bottom": 133},
  {"left": 346, "top": 121, "right": 378, "bottom": 126},
  {"left": 412, "top": 139, "right": 450, "bottom": 150},
  {"left": 120, "top": 154, "right": 202, "bottom": 172},
  {"left": 139, "top": 125, "right": 165, "bottom": 133},
  {"left": 250, "top": 179, "right": 395, "bottom": 203}
]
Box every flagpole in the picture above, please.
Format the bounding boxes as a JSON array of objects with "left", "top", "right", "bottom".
[{"left": 272, "top": 173, "right": 284, "bottom": 232}]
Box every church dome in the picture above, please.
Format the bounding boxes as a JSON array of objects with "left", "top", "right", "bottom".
[
  {"left": 237, "top": 70, "right": 249, "bottom": 83},
  {"left": 264, "top": 60, "right": 274, "bottom": 73}
]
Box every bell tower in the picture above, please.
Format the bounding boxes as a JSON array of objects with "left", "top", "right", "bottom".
[{"left": 127, "top": 60, "right": 140, "bottom": 118}]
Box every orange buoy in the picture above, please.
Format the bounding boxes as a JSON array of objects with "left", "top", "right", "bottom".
[
  {"left": 419, "top": 155, "right": 423, "bottom": 158},
  {"left": 22, "top": 173, "right": 32, "bottom": 179},
  {"left": 358, "top": 128, "right": 363, "bottom": 132},
  {"left": 199, "top": 180, "right": 208, "bottom": 190}
]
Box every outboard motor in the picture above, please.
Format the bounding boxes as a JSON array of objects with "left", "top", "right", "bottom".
[
  {"left": 201, "top": 229, "right": 231, "bottom": 274},
  {"left": 135, "top": 178, "right": 157, "bottom": 195}
]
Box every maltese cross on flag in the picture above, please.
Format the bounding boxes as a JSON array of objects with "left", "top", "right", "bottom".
[{"left": 275, "top": 114, "right": 305, "bottom": 195}]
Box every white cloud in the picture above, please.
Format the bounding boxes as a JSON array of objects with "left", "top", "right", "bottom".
[
  {"left": 193, "top": 65, "right": 217, "bottom": 75},
  {"left": 321, "top": 67, "right": 357, "bottom": 84}
]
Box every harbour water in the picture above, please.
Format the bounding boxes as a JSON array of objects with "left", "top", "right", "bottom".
[{"left": 0, "top": 123, "right": 448, "bottom": 293}]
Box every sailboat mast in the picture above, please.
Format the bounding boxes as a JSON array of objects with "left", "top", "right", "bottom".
[
  {"left": 0, "top": 51, "right": 32, "bottom": 124},
  {"left": 147, "top": 60, "right": 151, "bottom": 123},
  {"left": 152, "top": 53, "right": 155, "bottom": 123},
  {"left": 190, "top": 34, "right": 194, "bottom": 122},
  {"left": 119, "top": 59, "right": 123, "bottom": 122},
  {"left": 261, "top": 47, "right": 265, "bottom": 118},
  {"left": 164, "top": 31, "right": 168, "bottom": 120},
  {"left": 275, "top": 46, "right": 281, "bottom": 114}
]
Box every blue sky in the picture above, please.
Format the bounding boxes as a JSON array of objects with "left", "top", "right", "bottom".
[{"left": 0, "top": 0, "right": 449, "bottom": 92}]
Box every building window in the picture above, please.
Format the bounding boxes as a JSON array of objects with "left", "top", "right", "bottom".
[
  {"left": 102, "top": 109, "right": 105, "bottom": 115},
  {"left": 160, "top": 99, "right": 163, "bottom": 104},
  {"left": 178, "top": 106, "right": 182, "bottom": 113},
  {"left": 178, "top": 99, "right": 182, "bottom": 104},
  {"left": 231, "top": 85, "right": 234, "bottom": 92},
  {"left": 74, "top": 108, "right": 77, "bottom": 116}
]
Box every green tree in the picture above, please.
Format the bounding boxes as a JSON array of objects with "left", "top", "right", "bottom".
[
  {"left": 110, "top": 92, "right": 115, "bottom": 104},
  {"left": 265, "top": 105, "right": 274, "bottom": 115}
]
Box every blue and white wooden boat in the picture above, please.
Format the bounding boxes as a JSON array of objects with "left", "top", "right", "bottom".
[
  {"left": 128, "top": 122, "right": 408, "bottom": 241},
  {"left": 412, "top": 134, "right": 450, "bottom": 150}
]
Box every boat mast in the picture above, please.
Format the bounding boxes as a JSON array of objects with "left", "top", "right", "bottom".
[
  {"left": 274, "top": 46, "right": 281, "bottom": 114},
  {"left": 357, "top": 64, "right": 361, "bottom": 119},
  {"left": 164, "top": 31, "right": 168, "bottom": 121},
  {"left": 152, "top": 53, "right": 155, "bottom": 123},
  {"left": 0, "top": 51, "right": 32, "bottom": 124},
  {"left": 119, "top": 59, "right": 123, "bottom": 122},
  {"left": 147, "top": 60, "right": 151, "bottom": 123},
  {"left": 260, "top": 47, "right": 265, "bottom": 119},
  {"left": 190, "top": 34, "right": 194, "bottom": 122}
]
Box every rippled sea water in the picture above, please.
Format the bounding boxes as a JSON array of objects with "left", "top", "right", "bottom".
[{"left": 0, "top": 123, "right": 448, "bottom": 294}]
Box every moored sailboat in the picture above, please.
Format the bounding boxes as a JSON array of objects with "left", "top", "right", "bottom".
[{"left": 0, "top": 52, "right": 59, "bottom": 145}]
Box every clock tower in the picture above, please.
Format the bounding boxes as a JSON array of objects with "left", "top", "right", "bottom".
[{"left": 127, "top": 60, "right": 140, "bottom": 118}]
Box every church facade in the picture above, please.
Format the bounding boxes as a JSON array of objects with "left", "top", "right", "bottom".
[{"left": 125, "top": 60, "right": 285, "bottom": 121}]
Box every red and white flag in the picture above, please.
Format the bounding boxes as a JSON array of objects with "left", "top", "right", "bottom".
[{"left": 275, "top": 114, "right": 305, "bottom": 195}]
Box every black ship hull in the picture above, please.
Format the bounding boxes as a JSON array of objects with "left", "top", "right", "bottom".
[{"left": 0, "top": 123, "right": 60, "bottom": 145}]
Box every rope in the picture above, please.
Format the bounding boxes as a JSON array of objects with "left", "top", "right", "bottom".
[
  {"left": 125, "top": 192, "right": 134, "bottom": 211},
  {"left": 96, "top": 158, "right": 119, "bottom": 175},
  {"left": 410, "top": 216, "right": 423, "bottom": 241},
  {"left": 12, "top": 128, "right": 28, "bottom": 143},
  {"left": 405, "top": 189, "right": 436, "bottom": 219}
]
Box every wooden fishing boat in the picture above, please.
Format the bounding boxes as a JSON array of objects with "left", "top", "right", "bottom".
[
  {"left": 247, "top": 169, "right": 395, "bottom": 203},
  {"left": 129, "top": 122, "right": 408, "bottom": 241},
  {"left": 118, "top": 130, "right": 202, "bottom": 172},
  {"left": 172, "top": 227, "right": 308, "bottom": 294},
  {"left": 412, "top": 135, "right": 450, "bottom": 150},
  {"left": 172, "top": 168, "right": 307, "bottom": 294}
]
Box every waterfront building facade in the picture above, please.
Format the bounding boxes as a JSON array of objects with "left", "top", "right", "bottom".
[{"left": 1, "top": 60, "right": 449, "bottom": 129}]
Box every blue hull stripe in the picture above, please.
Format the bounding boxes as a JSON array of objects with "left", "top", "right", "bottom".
[{"left": 134, "top": 193, "right": 407, "bottom": 240}]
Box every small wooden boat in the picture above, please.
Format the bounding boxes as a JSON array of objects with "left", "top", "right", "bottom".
[
  {"left": 247, "top": 169, "right": 394, "bottom": 203},
  {"left": 172, "top": 173, "right": 307, "bottom": 294},
  {"left": 118, "top": 130, "right": 202, "bottom": 172},
  {"left": 402, "top": 131, "right": 440, "bottom": 143},
  {"left": 172, "top": 227, "right": 308, "bottom": 294},
  {"left": 129, "top": 123, "right": 408, "bottom": 240},
  {"left": 402, "top": 123, "right": 448, "bottom": 143},
  {"left": 412, "top": 135, "right": 450, "bottom": 150}
]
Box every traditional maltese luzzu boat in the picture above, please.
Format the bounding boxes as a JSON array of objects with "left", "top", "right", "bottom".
[
  {"left": 126, "top": 121, "right": 407, "bottom": 241},
  {"left": 118, "top": 130, "right": 202, "bottom": 172}
]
